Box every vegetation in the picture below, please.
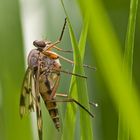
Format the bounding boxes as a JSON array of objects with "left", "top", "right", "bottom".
[{"left": 0, "top": 0, "right": 139, "bottom": 140}]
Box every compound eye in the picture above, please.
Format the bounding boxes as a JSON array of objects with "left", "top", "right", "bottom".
[
  {"left": 33, "top": 40, "right": 38, "bottom": 47},
  {"left": 33, "top": 40, "right": 46, "bottom": 48}
]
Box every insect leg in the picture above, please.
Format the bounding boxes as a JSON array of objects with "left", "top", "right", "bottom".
[
  {"left": 45, "top": 18, "right": 67, "bottom": 51},
  {"left": 56, "top": 93, "right": 98, "bottom": 107},
  {"left": 42, "top": 67, "right": 87, "bottom": 79},
  {"left": 42, "top": 49, "right": 96, "bottom": 70},
  {"left": 58, "top": 17, "right": 67, "bottom": 41},
  {"left": 42, "top": 51, "right": 59, "bottom": 59},
  {"left": 55, "top": 93, "right": 68, "bottom": 98},
  {"left": 52, "top": 45, "right": 73, "bottom": 53},
  {"left": 41, "top": 65, "right": 90, "bottom": 79},
  {"left": 58, "top": 55, "right": 96, "bottom": 70},
  {"left": 50, "top": 75, "right": 60, "bottom": 99},
  {"left": 54, "top": 69, "right": 87, "bottom": 78},
  {"left": 47, "top": 97, "right": 94, "bottom": 118}
]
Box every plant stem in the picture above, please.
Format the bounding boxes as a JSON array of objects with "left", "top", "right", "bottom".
[{"left": 118, "top": 0, "right": 139, "bottom": 139}]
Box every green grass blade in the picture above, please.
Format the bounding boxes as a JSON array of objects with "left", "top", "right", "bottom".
[
  {"left": 61, "top": 1, "right": 93, "bottom": 140},
  {"left": 118, "top": 0, "right": 139, "bottom": 139},
  {"left": 124, "top": 0, "right": 139, "bottom": 73},
  {"left": 61, "top": 1, "right": 78, "bottom": 139},
  {"left": 77, "top": 0, "right": 140, "bottom": 140},
  {"left": 0, "top": 0, "right": 33, "bottom": 140},
  {"left": 78, "top": 13, "right": 89, "bottom": 60},
  {"left": 77, "top": 14, "right": 93, "bottom": 140}
]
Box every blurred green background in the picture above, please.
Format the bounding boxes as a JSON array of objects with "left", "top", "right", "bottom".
[{"left": 0, "top": 0, "right": 140, "bottom": 140}]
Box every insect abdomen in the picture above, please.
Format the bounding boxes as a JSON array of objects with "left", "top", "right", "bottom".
[{"left": 45, "top": 101, "right": 60, "bottom": 130}]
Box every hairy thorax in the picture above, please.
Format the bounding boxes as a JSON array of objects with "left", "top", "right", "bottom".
[{"left": 28, "top": 49, "right": 61, "bottom": 99}]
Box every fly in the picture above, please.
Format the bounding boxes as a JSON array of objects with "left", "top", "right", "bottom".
[{"left": 19, "top": 18, "right": 97, "bottom": 140}]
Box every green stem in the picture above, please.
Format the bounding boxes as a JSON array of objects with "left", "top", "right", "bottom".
[
  {"left": 118, "top": 0, "right": 139, "bottom": 139},
  {"left": 0, "top": 0, "right": 33, "bottom": 140},
  {"left": 61, "top": 1, "right": 93, "bottom": 140}
]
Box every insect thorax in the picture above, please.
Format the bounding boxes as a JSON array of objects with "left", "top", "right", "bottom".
[
  {"left": 28, "top": 49, "right": 61, "bottom": 73},
  {"left": 28, "top": 49, "right": 40, "bottom": 69}
]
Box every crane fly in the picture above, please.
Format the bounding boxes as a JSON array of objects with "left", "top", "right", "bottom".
[{"left": 19, "top": 18, "right": 97, "bottom": 140}]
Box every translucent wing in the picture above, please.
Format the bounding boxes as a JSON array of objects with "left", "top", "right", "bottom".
[
  {"left": 19, "top": 67, "right": 35, "bottom": 118},
  {"left": 34, "top": 62, "right": 43, "bottom": 140},
  {"left": 20, "top": 65, "right": 43, "bottom": 140},
  {"left": 35, "top": 95, "right": 42, "bottom": 140}
]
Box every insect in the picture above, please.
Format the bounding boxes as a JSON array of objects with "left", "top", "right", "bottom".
[{"left": 19, "top": 18, "right": 96, "bottom": 140}]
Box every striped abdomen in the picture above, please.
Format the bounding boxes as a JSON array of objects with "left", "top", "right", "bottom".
[
  {"left": 45, "top": 100, "right": 60, "bottom": 130},
  {"left": 39, "top": 73, "right": 60, "bottom": 130},
  {"left": 38, "top": 55, "right": 61, "bottom": 130}
]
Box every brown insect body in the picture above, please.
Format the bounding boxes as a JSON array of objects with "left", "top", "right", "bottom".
[{"left": 28, "top": 46, "right": 61, "bottom": 130}]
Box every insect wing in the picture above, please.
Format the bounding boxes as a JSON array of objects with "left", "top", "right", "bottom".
[
  {"left": 20, "top": 66, "right": 43, "bottom": 140},
  {"left": 34, "top": 63, "right": 43, "bottom": 140},
  {"left": 35, "top": 96, "right": 42, "bottom": 140},
  {"left": 19, "top": 67, "right": 35, "bottom": 118}
]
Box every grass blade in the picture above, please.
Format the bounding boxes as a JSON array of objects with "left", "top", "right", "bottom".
[
  {"left": 61, "top": 1, "right": 93, "bottom": 140},
  {"left": 124, "top": 0, "right": 139, "bottom": 72},
  {"left": 0, "top": 0, "right": 33, "bottom": 140},
  {"left": 77, "top": 0, "right": 140, "bottom": 140},
  {"left": 118, "top": 0, "right": 139, "bottom": 139},
  {"left": 79, "top": 13, "right": 90, "bottom": 60}
]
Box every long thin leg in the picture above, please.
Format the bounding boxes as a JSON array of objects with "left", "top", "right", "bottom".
[
  {"left": 52, "top": 69, "right": 87, "bottom": 79},
  {"left": 41, "top": 66, "right": 87, "bottom": 79},
  {"left": 41, "top": 50, "right": 96, "bottom": 70},
  {"left": 47, "top": 97, "right": 94, "bottom": 118},
  {"left": 45, "top": 41, "right": 60, "bottom": 51},
  {"left": 46, "top": 18, "right": 67, "bottom": 51},
  {"left": 58, "top": 54, "right": 96, "bottom": 70},
  {"left": 52, "top": 45, "right": 72, "bottom": 53},
  {"left": 56, "top": 93, "right": 68, "bottom": 98},
  {"left": 50, "top": 75, "right": 60, "bottom": 99},
  {"left": 59, "top": 18, "right": 67, "bottom": 41},
  {"left": 56, "top": 93, "right": 98, "bottom": 108}
]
